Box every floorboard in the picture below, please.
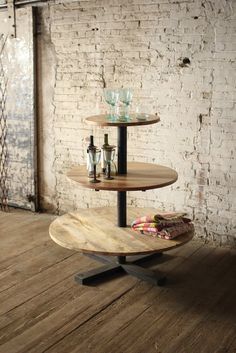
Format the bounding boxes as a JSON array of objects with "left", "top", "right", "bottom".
[{"left": 0, "top": 209, "right": 235, "bottom": 353}]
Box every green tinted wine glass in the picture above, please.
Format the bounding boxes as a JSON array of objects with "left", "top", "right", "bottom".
[
  {"left": 104, "top": 146, "right": 115, "bottom": 180},
  {"left": 89, "top": 148, "right": 101, "bottom": 183},
  {"left": 119, "top": 88, "right": 133, "bottom": 120},
  {"left": 104, "top": 89, "right": 119, "bottom": 120}
]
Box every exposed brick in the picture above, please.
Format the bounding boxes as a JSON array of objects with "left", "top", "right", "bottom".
[{"left": 37, "top": 0, "right": 236, "bottom": 246}]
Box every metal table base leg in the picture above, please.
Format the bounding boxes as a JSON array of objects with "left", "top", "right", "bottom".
[
  {"left": 74, "top": 263, "right": 124, "bottom": 285},
  {"left": 74, "top": 252, "right": 167, "bottom": 286},
  {"left": 121, "top": 263, "right": 166, "bottom": 286}
]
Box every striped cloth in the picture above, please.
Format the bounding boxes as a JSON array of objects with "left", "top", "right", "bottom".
[{"left": 131, "top": 212, "right": 193, "bottom": 240}]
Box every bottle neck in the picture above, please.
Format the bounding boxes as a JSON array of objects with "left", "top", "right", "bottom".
[
  {"left": 103, "top": 134, "right": 109, "bottom": 147},
  {"left": 88, "top": 135, "right": 94, "bottom": 150}
]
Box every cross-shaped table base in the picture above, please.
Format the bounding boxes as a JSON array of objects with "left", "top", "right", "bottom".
[{"left": 74, "top": 252, "right": 167, "bottom": 286}]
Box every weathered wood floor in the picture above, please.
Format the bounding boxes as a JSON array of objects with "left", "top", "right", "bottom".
[{"left": 0, "top": 209, "right": 235, "bottom": 353}]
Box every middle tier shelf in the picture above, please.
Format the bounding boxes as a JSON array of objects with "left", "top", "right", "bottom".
[{"left": 67, "top": 162, "right": 178, "bottom": 192}]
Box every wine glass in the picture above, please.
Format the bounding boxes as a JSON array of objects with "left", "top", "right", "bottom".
[
  {"left": 104, "top": 89, "right": 119, "bottom": 120},
  {"left": 89, "top": 148, "right": 101, "bottom": 183},
  {"left": 103, "top": 146, "right": 116, "bottom": 180},
  {"left": 135, "top": 104, "right": 149, "bottom": 121},
  {"left": 119, "top": 88, "right": 133, "bottom": 120}
]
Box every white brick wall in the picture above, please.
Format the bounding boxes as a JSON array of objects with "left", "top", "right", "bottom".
[{"left": 37, "top": 0, "right": 236, "bottom": 246}]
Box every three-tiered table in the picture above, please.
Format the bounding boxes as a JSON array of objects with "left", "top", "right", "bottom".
[{"left": 49, "top": 114, "right": 193, "bottom": 285}]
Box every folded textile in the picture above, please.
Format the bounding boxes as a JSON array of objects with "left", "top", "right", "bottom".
[
  {"left": 131, "top": 212, "right": 188, "bottom": 227},
  {"left": 138, "top": 223, "right": 194, "bottom": 240},
  {"left": 132, "top": 218, "right": 191, "bottom": 232},
  {"left": 131, "top": 211, "right": 193, "bottom": 240}
]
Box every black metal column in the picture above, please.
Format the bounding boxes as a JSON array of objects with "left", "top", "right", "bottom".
[
  {"left": 118, "top": 126, "right": 127, "bottom": 174},
  {"left": 117, "top": 191, "right": 126, "bottom": 227},
  {"left": 117, "top": 255, "right": 126, "bottom": 264},
  {"left": 117, "top": 126, "right": 127, "bottom": 227}
]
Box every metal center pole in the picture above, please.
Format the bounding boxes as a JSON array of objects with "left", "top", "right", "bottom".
[
  {"left": 118, "top": 126, "right": 127, "bottom": 175},
  {"left": 117, "top": 126, "right": 127, "bottom": 227}
]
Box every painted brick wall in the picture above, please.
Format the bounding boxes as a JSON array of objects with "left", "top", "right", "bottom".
[
  {"left": 37, "top": 0, "right": 236, "bottom": 245},
  {"left": 0, "top": 7, "right": 36, "bottom": 210}
]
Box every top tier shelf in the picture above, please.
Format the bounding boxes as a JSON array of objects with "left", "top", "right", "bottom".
[{"left": 85, "top": 114, "right": 160, "bottom": 127}]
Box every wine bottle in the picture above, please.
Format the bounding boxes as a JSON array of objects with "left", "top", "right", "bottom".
[
  {"left": 101, "top": 133, "right": 109, "bottom": 174},
  {"left": 87, "top": 135, "right": 95, "bottom": 178}
]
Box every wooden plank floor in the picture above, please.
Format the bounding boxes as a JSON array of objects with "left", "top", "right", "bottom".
[{"left": 0, "top": 209, "right": 235, "bottom": 353}]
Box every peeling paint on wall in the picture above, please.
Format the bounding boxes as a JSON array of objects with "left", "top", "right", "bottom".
[
  {"left": 0, "top": 34, "right": 9, "bottom": 211},
  {"left": 0, "top": 7, "right": 36, "bottom": 210}
]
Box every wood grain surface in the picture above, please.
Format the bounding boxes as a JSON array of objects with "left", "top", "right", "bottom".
[
  {"left": 67, "top": 162, "right": 178, "bottom": 191},
  {"left": 1, "top": 209, "right": 235, "bottom": 353},
  {"left": 49, "top": 207, "right": 193, "bottom": 256},
  {"left": 85, "top": 114, "right": 160, "bottom": 127}
]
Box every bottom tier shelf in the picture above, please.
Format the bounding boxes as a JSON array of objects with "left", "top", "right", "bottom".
[{"left": 49, "top": 207, "right": 194, "bottom": 256}]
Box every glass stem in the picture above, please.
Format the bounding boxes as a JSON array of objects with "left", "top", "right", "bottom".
[
  {"left": 109, "top": 105, "right": 113, "bottom": 118},
  {"left": 94, "top": 165, "right": 96, "bottom": 182},
  {"left": 111, "top": 104, "right": 116, "bottom": 118},
  {"left": 125, "top": 104, "right": 129, "bottom": 118},
  {"left": 108, "top": 162, "right": 111, "bottom": 179}
]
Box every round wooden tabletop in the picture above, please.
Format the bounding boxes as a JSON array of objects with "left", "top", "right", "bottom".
[
  {"left": 49, "top": 207, "right": 194, "bottom": 256},
  {"left": 67, "top": 162, "right": 178, "bottom": 192},
  {"left": 85, "top": 114, "right": 160, "bottom": 127}
]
